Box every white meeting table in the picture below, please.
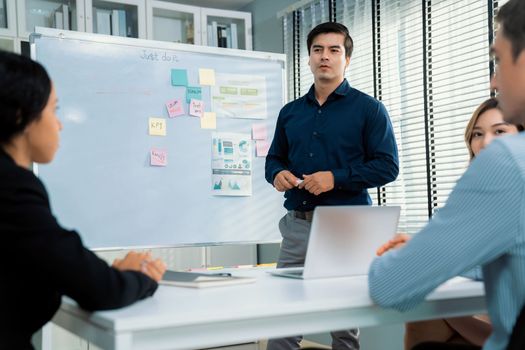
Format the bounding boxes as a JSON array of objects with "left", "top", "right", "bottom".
[{"left": 51, "top": 269, "right": 486, "bottom": 350}]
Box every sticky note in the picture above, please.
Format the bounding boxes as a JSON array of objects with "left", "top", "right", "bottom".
[
  {"left": 189, "top": 99, "right": 204, "bottom": 117},
  {"left": 252, "top": 123, "right": 268, "bottom": 140},
  {"left": 150, "top": 148, "right": 167, "bottom": 166},
  {"left": 201, "top": 112, "right": 216, "bottom": 129},
  {"left": 166, "top": 98, "right": 184, "bottom": 118},
  {"left": 171, "top": 69, "right": 188, "bottom": 86},
  {"left": 199, "top": 68, "right": 216, "bottom": 86},
  {"left": 256, "top": 140, "right": 270, "bottom": 157},
  {"left": 149, "top": 117, "right": 166, "bottom": 136},
  {"left": 186, "top": 86, "right": 202, "bottom": 103}
]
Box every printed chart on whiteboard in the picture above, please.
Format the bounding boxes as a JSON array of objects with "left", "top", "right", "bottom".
[{"left": 211, "top": 132, "right": 252, "bottom": 196}]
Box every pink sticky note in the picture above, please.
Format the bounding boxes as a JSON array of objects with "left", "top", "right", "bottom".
[
  {"left": 189, "top": 99, "right": 204, "bottom": 117},
  {"left": 256, "top": 140, "right": 270, "bottom": 157},
  {"left": 150, "top": 148, "right": 167, "bottom": 166},
  {"left": 166, "top": 98, "right": 184, "bottom": 118},
  {"left": 252, "top": 123, "right": 268, "bottom": 140}
]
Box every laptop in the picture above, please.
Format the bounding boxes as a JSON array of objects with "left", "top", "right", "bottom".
[{"left": 269, "top": 205, "right": 400, "bottom": 279}]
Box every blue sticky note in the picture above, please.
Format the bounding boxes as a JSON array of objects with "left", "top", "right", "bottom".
[
  {"left": 171, "top": 69, "right": 188, "bottom": 86},
  {"left": 186, "top": 86, "right": 202, "bottom": 103}
]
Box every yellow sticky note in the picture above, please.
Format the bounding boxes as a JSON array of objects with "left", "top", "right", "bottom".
[
  {"left": 201, "top": 112, "right": 216, "bottom": 129},
  {"left": 199, "top": 68, "right": 216, "bottom": 86},
  {"left": 149, "top": 117, "right": 166, "bottom": 136}
]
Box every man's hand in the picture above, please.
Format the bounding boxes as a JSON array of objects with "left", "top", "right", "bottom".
[
  {"left": 273, "top": 170, "right": 300, "bottom": 192},
  {"left": 297, "top": 171, "right": 334, "bottom": 196},
  {"left": 376, "top": 233, "right": 410, "bottom": 256}
]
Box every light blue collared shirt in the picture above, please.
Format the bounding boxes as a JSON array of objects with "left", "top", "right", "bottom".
[{"left": 369, "top": 132, "right": 525, "bottom": 350}]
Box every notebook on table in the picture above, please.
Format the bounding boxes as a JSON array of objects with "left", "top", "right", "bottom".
[
  {"left": 160, "top": 270, "right": 256, "bottom": 288},
  {"left": 269, "top": 205, "right": 400, "bottom": 280}
]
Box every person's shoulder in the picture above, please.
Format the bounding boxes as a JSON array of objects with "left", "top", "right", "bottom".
[
  {"left": 279, "top": 95, "right": 308, "bottom": 116},
  {"left": 472, "top": 133, "right": 525, "bottom": 178},
  {"left": 487, "top": 132, "right": 525, "bottom": 157},
  {"left": 347, "top": 87, "right": 385, "bottom": 110},
  {"left": 0, "top": 155, "right": 47, "bottom": 200},
  {"left": 284, "top": 95, "right": 308, "bottom": 109}
]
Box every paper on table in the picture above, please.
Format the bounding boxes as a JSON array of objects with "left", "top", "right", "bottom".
[
  {"left": 201, "top": 112, "right": 217, "bottom": 129},
  {"left": 160, "top": 270, "right": 256, "bottom": 288},
  {"left": 199, "top": 68, "right": 216, "bottom": 86}
]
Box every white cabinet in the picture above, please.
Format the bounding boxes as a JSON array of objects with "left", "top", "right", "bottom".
[
  {"left": 0, "top": 35, "right": 16, "bottom": 51},
  {"left": 12, "top": 1, "right": 251, "bottom": 47},
  {"left": 0, "top": 0, "right": 16, "bottom": 36},
  {"left": 146, "top": 1, "right": 252, "bottom": 50},
  {"left": 85, "top": 0, "right": 145, "bottom": 38},
  {"left": 16, "top": 0, "right": 145, "bottom": 39},
  {"left": 146, "top": 1, "right": 200, "bottom": 44},
  {"left": 17, "top": 0, "right": 85, "bottom": 38},
  {"left": 201, "top": 7, "right": 252, "bottom": 50}
]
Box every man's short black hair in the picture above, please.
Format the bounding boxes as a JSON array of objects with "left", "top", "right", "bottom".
[
  {"left": 497, "top": 0, "right": 525, "bottom": 61},
  {"left": 0, "top": 50, "right": 51, "bottom": 145},
  {"left": 307, "top": 22, "right": 354, "bottom": 58}
]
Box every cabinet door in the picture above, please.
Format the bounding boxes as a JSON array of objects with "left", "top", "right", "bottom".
[
  {"left": 17, "top": 0, "right": 85, "bottom": 39},
  {"left": 85, "top": 0, "right": 145, "bottom": 38},
  {"left": 146, "top": 0, "right": 200, "bottom": 45},
  {"left": 201, "top": 7, "right": 252, "bottom": 50},
  {"left": 0, "top": 0, "right": 16, "bottom": 37},
  {"left": 0, "top": 35, "right": 16, "bottom": 51}
]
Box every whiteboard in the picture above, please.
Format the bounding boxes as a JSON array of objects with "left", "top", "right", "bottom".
[{"left": 32, "top": 28, "right": 286, "bottom": 249}]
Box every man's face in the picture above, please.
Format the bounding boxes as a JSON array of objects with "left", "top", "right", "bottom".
[
  {"left": 490, "top": 29, "right": 525, "bottom": 126},
  {"left": 308, "top": 32, "right": 350, "bottom": 83}
]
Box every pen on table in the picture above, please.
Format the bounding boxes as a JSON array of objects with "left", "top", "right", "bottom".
[
  {"left": 207, "top": 266, "right": 224, "bottom": 270},
  {"left": 210, "top": 273, "right": 232, "bottom": 277}
]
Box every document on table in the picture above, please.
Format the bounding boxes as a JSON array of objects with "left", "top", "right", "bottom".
[{"left": 160, "top": 270, "right": 256, "bottom": 288}]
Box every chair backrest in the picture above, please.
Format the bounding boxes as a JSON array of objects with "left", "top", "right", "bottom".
[{"left": 507, "top": 303, "right": 525, "bottom": 350}]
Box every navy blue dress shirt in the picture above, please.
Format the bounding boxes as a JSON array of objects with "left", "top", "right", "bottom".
[{"left": 265, "top": 79, "right": 399, "bottom": 211}]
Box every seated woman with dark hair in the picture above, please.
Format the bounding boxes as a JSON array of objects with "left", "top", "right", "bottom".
[{"left": 0, "top": 50, "right": 167, "bottom": 350}]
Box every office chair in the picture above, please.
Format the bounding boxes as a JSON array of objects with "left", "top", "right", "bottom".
[{"left": 506, "top": 303, "right": 525, "bottom": 350}]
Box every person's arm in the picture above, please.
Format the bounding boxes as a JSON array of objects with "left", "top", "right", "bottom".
[
  {"left": 265, "top": 109, "right": 290, "bottom": 185},
  {"left": 368, "top": 139, "right": 522, "bottom": 311},
  {"left": 460, "top": 266, "right": 483, "bottom": 281},
  {"left": 14, "top": 178, "right": 160, "bottom": 311},
  {"left": 332, "top": 102, "right": 399, "bottom": 191}
]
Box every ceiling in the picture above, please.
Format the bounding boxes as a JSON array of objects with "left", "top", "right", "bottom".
[{"left": 160, "top": 0, "right": 256, "bottom": 11}]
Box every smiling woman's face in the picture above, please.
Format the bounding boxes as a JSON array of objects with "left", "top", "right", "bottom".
[{"left": 470, "top": 107, "right": 519, "bottom": 157}]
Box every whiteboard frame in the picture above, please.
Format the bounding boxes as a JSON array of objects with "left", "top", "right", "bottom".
[{"left": 29, "top": 27, "right": 287, "bottom": 250}]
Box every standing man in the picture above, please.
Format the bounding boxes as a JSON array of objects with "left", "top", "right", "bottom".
[
  {"left": 265, "top": 22, "right": 399, "bottom": 350},
  {"left": 368, "top": 1, "right": 525, "bottom": 349}
]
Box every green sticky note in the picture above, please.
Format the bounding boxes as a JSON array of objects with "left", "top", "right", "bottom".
[
  {"left": 171, "top": 69, "right": 188, "bottom": 86},
  {"left": 186, "top": 86, "right": 202, "bottom": 103}
]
